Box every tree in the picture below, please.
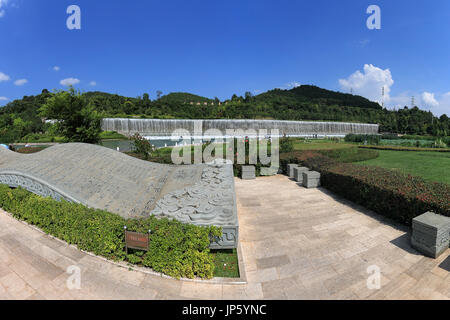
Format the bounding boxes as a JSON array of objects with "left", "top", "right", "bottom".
[
  {"left": 131, "top": 133, "right": 154, "bottom": 160},
  {"left": 39, "top": 87, "right": 102, "bottom": 143},
  {"left": 156, "top": 90, "right": 163, "bottom": 100},
  {"left": 122, "top": 100, "right": 134, "bottom": 114},
  {"left": 244, "top": 91, "right": 253, "bottom": 102}
]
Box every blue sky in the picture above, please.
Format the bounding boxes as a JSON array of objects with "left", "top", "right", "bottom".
[{"left": 0, "top": 0, "right": 449, "bottom": 115}]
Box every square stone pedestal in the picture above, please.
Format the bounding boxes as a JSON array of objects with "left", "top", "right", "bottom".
[
  {"left": 411, "top": 211, "right": 450, "bottom": 258},
  {"left": 241, "top": 166, "right": 256, "bottom": 180},
  {"left": 302, "top": 171, "right": 321, "bottom": 188},
  {"left": 293, "top": 167, "right": 310, "bottom": 183},
  {"left": 287, "top": 164, "right": 298, "bottom": 178}
]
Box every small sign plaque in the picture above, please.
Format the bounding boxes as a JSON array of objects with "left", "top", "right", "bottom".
[{"left": 124, "top": 229, "right": 149, "bottom": 253}]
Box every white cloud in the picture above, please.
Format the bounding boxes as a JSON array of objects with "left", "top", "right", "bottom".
[
  {"left": 339, "top": 64, "right": 449, "bottom": 116},
  {"left": 0, "top": 72, "right": 10, "bottom": 82},
  {"left": 358, "top": 39, "right": 370, "bottom": 47},
  {"left": 0, "top": 0, "right": 9, "bottom": 18},
  {"left": 287, "top": 81, "right": 301, "bottom": 89},
  {"left": 432, "top": 92, "right": 450, "bottom": 116},
  {"left": 387, "top": 91, "right": 449, "bottom": 116},
  {"left": 339, "top": 64, "right": 394, "bottom": 104},
  {"left": 14, "top": 78, "right": 27, "bottom": 86},
  {"left": 89, "top": 81, "right": 97, "bottom": 86},
  {"left": 53, "top": 66, "right": 60, "bottom": 71},
  {"left": 421, "top": 92, "right": 439, "bottom": 107},
  {"left": 278, "top": 81, "right": 301, "bottom": 90},
  {"left": 60, "top": 78, "right": 80, "bottom": 86},
  {"left": 0, "top": 96, "right": 8, "bottom": 101}
]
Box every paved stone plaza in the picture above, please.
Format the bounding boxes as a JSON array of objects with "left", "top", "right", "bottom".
[{"left": 0, "top": 175, "right": 448, "bottom": 300}]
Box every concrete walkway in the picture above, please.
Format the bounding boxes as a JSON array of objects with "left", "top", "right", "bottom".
[{"left": 0, "top": 175, "right": 448, "bottom": 300}]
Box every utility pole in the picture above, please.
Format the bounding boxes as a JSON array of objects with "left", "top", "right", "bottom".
[
  {"left": 411, "top": 96, "right": 415, "bottom": 108},
  {"left": 381, "top": 86, "right": 385, "bottom": 107}
]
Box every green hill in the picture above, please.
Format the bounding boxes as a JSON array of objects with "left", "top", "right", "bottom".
[
  {"left": 158, "top": 92, "right": 213, "bottom": 104},
  {"left": 255, "top": 85, "right": 382, "bottom": 110},
  {"left": 0, "top": 85, "right": 448, "bottom": 143}
]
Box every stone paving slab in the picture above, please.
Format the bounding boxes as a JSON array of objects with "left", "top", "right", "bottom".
[{"left": 0, "top": 175, "right": 448, "bottom": 300}]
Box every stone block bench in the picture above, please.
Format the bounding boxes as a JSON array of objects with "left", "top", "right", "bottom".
[
  {"left": 287, "top": 164, "right": 298, "bottom": 178},
  {"left": 302, "top": 171, "right": 321, "bottom": 188},
  {"left": 411, "top": 211, "right": 450, "bottom": 258},
  {"left": 293, "top": 167, "right": 310, "bottom": 183},
  {"left": 241, "top": 165, "right": 256, "bottom": 180}
]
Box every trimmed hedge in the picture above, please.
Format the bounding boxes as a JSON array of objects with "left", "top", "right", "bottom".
[
  {"left": 0, "top": 185, "right": 222, "bottom": 279},
  {"left": 300, "top": 155, "right": 450, "bottom": 225},
  {"left": 345, "top": 134, "right": 381, "bottom": 145},
  {"left": 279, "top": 148, "right": 378, "bottom": 172},
  {"left": 359, "top": 145, "right": 450, "bottom": 152}
]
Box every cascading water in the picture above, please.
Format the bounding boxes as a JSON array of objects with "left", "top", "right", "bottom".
[{"left": 101, "top": 118, "right": 379, "bottom": 137}]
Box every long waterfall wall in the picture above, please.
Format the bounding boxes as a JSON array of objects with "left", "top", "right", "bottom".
[{"left": 101, "top": 118, "right": 379, "bottom": 137}]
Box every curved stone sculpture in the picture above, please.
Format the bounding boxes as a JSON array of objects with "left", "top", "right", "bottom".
[{"left": 0, "top": 143, "right": 238, "bottom": 248}]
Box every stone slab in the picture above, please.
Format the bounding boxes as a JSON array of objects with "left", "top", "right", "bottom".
[
  {"left": 293, "top": 167, "right": 309, "bottom": 183},
  {"left": 302, "top": 171, "right": 321, "bottom": 188},
  {"left": 241, "top": 166, "right": 256, "bottom": 180},
  {"left": 287, "top": 164, "right": 298, "bottom": 178},
  {"left": 411, "top": 212, "right": 450, "bottom": 258},
  {"left": 0, "top": 143, "right": 239, "bottom": 249}
]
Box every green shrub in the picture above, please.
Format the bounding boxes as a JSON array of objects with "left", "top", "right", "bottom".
[
  {"left": 345, "top": 134, "right": 381, "bottom": 145},
  {"left": 0, "top": 185, "right": 222, "bottom": 279},
  {"left": 381, "top": 133, "right": 400, "bottom": 140},
  {"left": 280, "top": 137, "right": 294, "bottom": 153},
  {"left": 131, "top": 133, "right": 155, "bottom": 160}
]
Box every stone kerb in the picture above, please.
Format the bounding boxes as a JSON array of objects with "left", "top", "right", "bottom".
[
  {"left": 287, "top": 164, "right": 298, "bottom": 178},
  {"left": 293, "top": 167, "right": 309, "bottom": 183},
  {"left": 302, "top": 171, "right": 321, "bottom": 188},
  {"left": 411, "top": 211, "right": 450, "bottom": 258},
  {"left": 241, "top": 166, "right": 256, "bottom": 180}
]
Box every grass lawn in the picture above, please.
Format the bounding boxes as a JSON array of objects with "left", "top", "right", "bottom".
[
  {"left": 293, "top": 139, "right": 353, "bottom": 151},
  {"left": 211, "top": 249, "right": 240, "bottom": 278},
  {"left": 99, "top": 131, "right": 128, "bottom": 140},
  {"left": 358, "top": 150, "right": 450, "bottom": 184},
  {"left": 18, "top": 135, "right": 65, "bottom": 143}
]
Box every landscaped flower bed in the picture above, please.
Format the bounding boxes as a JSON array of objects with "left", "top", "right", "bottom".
[
  {"left": 296, "top": 154, "right": 450, "bottom": 225},
  {"left": 0, "top": 185, "right": 222, "bottom": 279}
]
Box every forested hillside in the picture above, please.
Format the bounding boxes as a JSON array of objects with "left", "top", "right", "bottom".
[{"left": 0, "top": 85, "right": 449, "bottom": 143}]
